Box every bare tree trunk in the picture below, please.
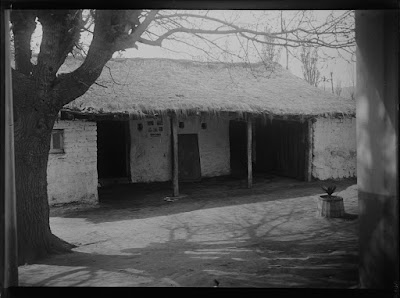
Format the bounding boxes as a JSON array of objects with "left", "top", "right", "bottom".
[
  {"left": 14, "top": 139, "right": 73, "bottom": 264},
  {"left": 9, "top": 10, "right": 125, "bottom": 264},
  {"left": 13, "top": 74, "right": 74, "bottom": 265}
]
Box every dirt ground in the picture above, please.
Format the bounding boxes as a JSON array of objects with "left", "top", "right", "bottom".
[{"left": 18, "top": 175, "right": 359, "bottom": 288}]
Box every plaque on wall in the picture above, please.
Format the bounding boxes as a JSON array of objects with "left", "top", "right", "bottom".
[{"left": 147, "top": 118, "right": 163, "bottom": 137}]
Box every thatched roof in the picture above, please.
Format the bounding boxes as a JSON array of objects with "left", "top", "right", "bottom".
[{"left": 60, "top": 57, "right": 355, "bottom": 119}]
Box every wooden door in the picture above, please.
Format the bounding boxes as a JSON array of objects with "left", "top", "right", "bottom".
[
  {"left": 178, "top": 134, "right": 201, "bottom": 182},
  {"left": 274, "top": 120, "right": 306, "bottom": 180}
]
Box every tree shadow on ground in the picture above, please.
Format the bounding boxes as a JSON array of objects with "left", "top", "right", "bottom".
[
  {"left": 27, "top": 239, "right": 357, "bottom": 287},
  {"left": 27, "top": 198, "right": 359, "bottom": 288},
  {"left": 49, "top": 176, "right": 356, "bottom": 224}
]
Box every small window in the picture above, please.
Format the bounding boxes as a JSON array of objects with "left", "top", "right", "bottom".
[
  {"left": 50, "top": 130, "right": 64, "bottom": 154},
  {"left": 179, "top": 122, "right": 184, "bottom": 128},
  {"left": 201, "top": 123, "right": 207, "bottom": 129}
]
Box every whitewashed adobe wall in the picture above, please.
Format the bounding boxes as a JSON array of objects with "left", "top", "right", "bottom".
[
  {"left": 47, "top": 119, "right": 98, "bottom": 205},
  {"left": 129, "top": 115, "right": 172, "bottom": 182},
  {"left": 129, "top": 115, "right": 231, "bottom": 183},
  {"left": 180, "top": 115, "right": 230, "bottom": 178},
  {"left": 312, "top": 116, "right": 356, "bottom": 180}
]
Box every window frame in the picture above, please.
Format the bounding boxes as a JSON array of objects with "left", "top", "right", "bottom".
[{"left": 50, "top": 129, "right": 65, "bottom": 154}]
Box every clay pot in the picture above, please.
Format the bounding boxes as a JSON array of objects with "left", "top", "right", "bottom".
[{"left": 317, "top": 195, "right": 345, "bottom": 218}]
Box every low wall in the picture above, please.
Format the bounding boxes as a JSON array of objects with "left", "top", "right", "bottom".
[
  {"left": 312, "top": 116, "right": 357, "bottom": 180},
  {"left": 47, "top": 119, "right": 98, "bottom": 205}
]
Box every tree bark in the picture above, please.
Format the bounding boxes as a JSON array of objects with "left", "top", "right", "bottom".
[
  {"left": 12, "top": 73, "right": 74, "bottom": 265},
  {"left": 14, "top": 137, "right": 74, "bottom": 264},
  {"left": 10, "top": 10, "right": 36, "bottom": 76}
]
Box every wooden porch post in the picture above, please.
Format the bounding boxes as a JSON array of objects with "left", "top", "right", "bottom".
[
  {"left": 247, "top": 114, "right": 253, "bottom": 188},
  {"left": 305, "top": 119, "right": 313, "bottom": 182},
  {"left": 170, "top": 113, "right": 179, "bottom": 196}
]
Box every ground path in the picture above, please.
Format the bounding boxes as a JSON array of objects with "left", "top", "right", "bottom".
[{"left": 19, "top": 177, "right": 358, "bottom": 288}]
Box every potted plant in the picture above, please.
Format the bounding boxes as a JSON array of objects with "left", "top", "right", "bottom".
[{"left": 317, "top": 184, "right": 345, "bottom": 218}]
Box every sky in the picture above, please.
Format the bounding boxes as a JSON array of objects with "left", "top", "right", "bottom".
[{"left": 30, "top": 10, "right": 356, "bottom": 88}]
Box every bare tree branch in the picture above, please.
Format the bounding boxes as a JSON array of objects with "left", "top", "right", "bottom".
[
  {"left": 154, "top": 11, "right": 354, "bottom": 45},
  {"left": 34, "top": 10, "right": 82, "bottom": 91},
  {"left": 113, "top": 10, "right": 159, "bottom": 51},
  {"left": 52, "top": 10, "right": 161, "bottom": 106},
  {"left": 10, "top": 10, "right": 37, "bottom": 75},
  {"left": 140, "top": 16, "right": 354, "bottom": 52}
]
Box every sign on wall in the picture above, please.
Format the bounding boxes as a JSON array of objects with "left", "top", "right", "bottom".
[{"left": 147, "top": 118, "right": 164, "bottom": 137}]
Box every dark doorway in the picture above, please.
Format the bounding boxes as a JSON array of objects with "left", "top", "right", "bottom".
[
  {"left": 229, "top": 120, "right": 248, "bottom": 178},
  {"left": 178, "top": 134, "right": 201, "bottom": 182},
  {"left": 255, "top": 119, "right": 307, "bottom": 180},
  {"left": 97, "top": 120, "right": 130, "bottom": 179}
]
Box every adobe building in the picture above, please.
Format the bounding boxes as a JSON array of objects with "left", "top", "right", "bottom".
[{"left": 47, "top": 58, "right": 356, "bottom": 205}]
